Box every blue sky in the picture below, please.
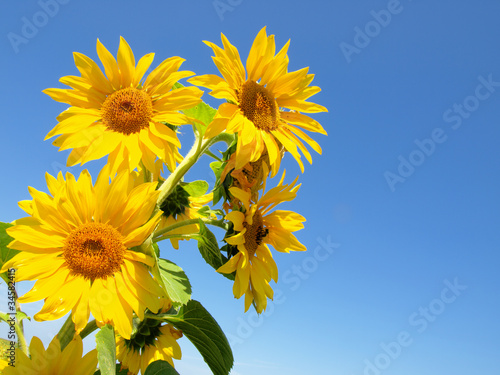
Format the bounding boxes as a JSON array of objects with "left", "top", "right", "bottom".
[{"left": 1, "top": 1, "right": 499, "bottom": 374}]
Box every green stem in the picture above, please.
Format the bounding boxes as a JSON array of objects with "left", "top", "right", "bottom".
[
  {"left": 79, "top": 319, "right": 98, "bottom": 340},
  {"left": 141, "top": 160, "right": 152, "bottom": 183},
  {"left": 204, "top": 149, "right": 222, "bottom": 161},
  {"left": 153, "top": 218, "right": 228, "bottom": 241},
  {"left": 154, "top": 233, "right": 199, "bottom": 242},
  {"left": 57, "top": 315, "right": 76, "bottom": 351},
  {"left": 156, "top": 132, "right": 234, "bottom": 209}
]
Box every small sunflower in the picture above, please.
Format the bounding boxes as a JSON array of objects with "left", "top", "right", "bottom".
[
  {"left": 116, "top": 300, "right": 182, "bottom": 374},
  {"left": 217, "top": 173, "right": 306, "bottom": 313},
  {"left": 220, "top": 151, "right": 270, "bottom": 204},
  {"left": 2, "top": 335, "right": 97, "bottom": 375},
  {"left": 188, "top": 27, "right": 327, "bottom": 174},
  {"left": 157, "top": 184, "right": 214, "bottom": 249},
  {"left": 131, "top": 165, "right": 214, "bottom": 249},
  {"left": 1, "top": 167, "right": 165, "bottom": 339},
  {"left": 44, "top": 37, "right": 203, "bottom": 175}
]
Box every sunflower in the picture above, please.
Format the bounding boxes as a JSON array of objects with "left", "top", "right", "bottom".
[
  {"left": 1, "top": 167, "right": 166, "bottom": 339},
  {"left": 0, "top": 358, "right": 7, "bottom": 372},
  {"left": 157, "top": 185, "right": 214, "bottom": 249},
  {"left": 130, "top": 165, "right": 214, "bottom": 249},
  {"left": 220, "top": 150, "right": 270, "bottom": 205},
  {"left": 44, "top": 37, "right": 203, "bottom": 175},
  {"left": 188, "top": 27, "right": 327, "bottom": 174},
  {"left": 217, "top": 173, "right": 306, "bottom": 313},
  {"left": 2, "top": 335, "right": 97, "bottom": 375},
  {"left": 116, "top": 311, "right": 182, "bottom": 375}
]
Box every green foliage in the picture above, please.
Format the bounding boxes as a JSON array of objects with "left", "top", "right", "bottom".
[
  {"left": 209, "top": 138, "right": 237, "bottom": 205},
  {"left": 194, "top": 220, "right": 234, "bottom": 280},
  {"left": 181, "top": 180, "right": 209, "bottom": 197},
  {"left": 158, "top": 258, "right": 192, "bottom": 308},
  {"left": 0, "top": 222, "right": 18, "bottom": 282},
  {"left": 144, "top": 360, "right": 181, "bottom": 375},
  {"left": 174, "top": 81, "right": 217, "bottom": 137},
  {"left": 0, "top": 311, "right": 29, "bottom": 325},
  {"left": 94, "top": 364, "right": 129, "bottom": 375},
  {"left": 96, "top": 325, "right": 116, "bottom": 375},
  {"left": 165, "top": 300, "right": 233, "bottom": 375}
]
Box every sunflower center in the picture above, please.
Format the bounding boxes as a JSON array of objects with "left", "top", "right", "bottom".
[
  {"left": 243, "top": 211, "right": 268, "bottom": 257},
  {"left": 101, "top": 87, "right": 153, "bottom": 135},
  {"left": 63, "top": 222, "right": 126, "bottom": 280},
  {"left": 239, "top": 80, "right": 280, "bottom": 131}
]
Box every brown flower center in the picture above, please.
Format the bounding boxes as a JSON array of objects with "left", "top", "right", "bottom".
[
  {"left": 243, "top": 211, "right": 269, "bottom": 257},
  {"left": 101, "top": 87, "right": 153, "bottom": 135},
  {"left": 239, "top": 80, "right": 280, "bottom": 131},
  {"left": 63, "top": 222, "right": 126, "bottom": 280}
]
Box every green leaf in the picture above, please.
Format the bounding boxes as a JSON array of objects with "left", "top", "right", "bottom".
[
  {"left": 94, "top": 364, "right": 128, "bottom": 375},
  {"left": 194, "top": 220, "right": 227, "bottom": 272},
  {"left": 158, "top": 259, "right": 192, "bottom": 307},
  {"left": 183, "top": 101, "right": 217, "bottom": 126},
  {"left": 0, "top": 311, "right": 29, "bottom": 325},
  {"left": 165, "top": 300, "right": 233, "bottom": 375},
  {"left": 210, "top": 161, "right": 226, "bottom": 205},
  {"left": 0, "top": 222, "right": 18, "bottom": 276},
  {"left": 174, "top": 81, "right": 217, "bottom": 137},
  {"left": 181, "top": 180, "right": 209, "bottom": 197},
  {"left": 96, "top": 325, "right": 116, "bottom": 375},
  {"left": 144, "top": 360, "right": 180, "bottom": 375}
]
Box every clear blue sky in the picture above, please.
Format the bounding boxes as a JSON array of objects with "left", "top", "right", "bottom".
[{"left": 1, "top": 1, "right": 499, "bottom": 374}]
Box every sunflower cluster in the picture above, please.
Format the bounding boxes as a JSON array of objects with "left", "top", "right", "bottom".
[{"left": 0, "top": 28, "right": 326, "bottom": 374}]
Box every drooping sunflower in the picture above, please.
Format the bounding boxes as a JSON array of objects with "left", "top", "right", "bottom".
[
  {"left": 2, "top": 335, "right": 97, "bottom": 375},
  {"left": 220, "top": 150, "right": 271, "bottom": 205},
  {"left": 188, "top": 27, "right": 327, "bottom": 174},
  {"left": 217, "top": 173, "right": 306, "bottom": 313},
  {"left": 116, "top": 301, "right": 182, "bottom": 374},
  {"left": 1, "top": 168, "right": 166, "bottom": 339},
  {"left": 44, "top": 37, "right": 203, "bottom": 175},
  {"left": 157, "top": 184, "right": 214, "bottom": 249},
  {"left": 131, "top": 165, "right": 214, "bottom": 249}
]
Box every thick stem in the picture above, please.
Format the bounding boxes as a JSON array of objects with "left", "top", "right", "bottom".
[
  {"left": 79, "top": 320, "right": 98, "bottom": 340},
  {"left": 57, "top": 315, "right": 76, "bottom": 351},
  {"left": 156, "top": 132, "right": 234, "bottom": 209},
  {"left": 153, "top": 218, "right": 228, "bottom": 241}
]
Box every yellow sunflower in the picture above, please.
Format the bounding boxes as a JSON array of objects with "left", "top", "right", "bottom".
[
  {"left": 116, "top": 317, "right": 182, "bottom": 374},
  {"left": 131, "top": 165, "right": 214, "bottom": 249},
  {"left": 188, "top": 27, "right": 327, "bottom": 174},
  {"left": 220, "top": 150, "right": 270, "bottom": 204},
  {"left": 217, "top": 173, "right": 306, "bottom": 313},
  {"left": 157, "top": 186, "right": 214, "bottom": 249},
  {"left": 44, "top": 37, "right": 203, "bottom": 175},
  {"left": 1, "top": 167, "right": 166, "bottom": 339},
  {"left": 0, "top": 358, "right": 8, "bottom": 372},
  {"left": 2, "top": 335, "right": 97, "bottom": 375}
]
